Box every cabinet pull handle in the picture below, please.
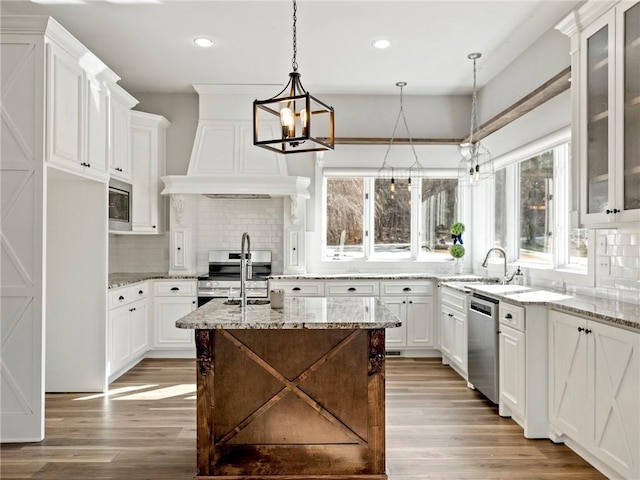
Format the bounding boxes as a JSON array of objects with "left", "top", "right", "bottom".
[
  {"left": 505, "top": 313, "right": 513, "bottom": 319},
  {"left": 119, "top": 295, "right": 124, "bottom": 301},
  {"left": 192, "top": 301, "right": 196, "bottom": 304},
  {"left": 578, "top": 327, "right": 584, "bottom": 332},
  {"left": 138, "top": 290, "right": 144, "bottom": 295},
  {"left": 292, "top": 287, "right": 301, "bottom": 291},
  {"left": 497, "top": 330, "right": 501, "bottom": 335},
  {"left": 348, "top": 287, "right": 357, "bottom": 292},
  {"left": 403, "top": 287, "right": 411, "bottom": 292},
  {"left": 585, "top": 328, "right": 592, "bottom": 334},
  {"left": 448, "top": 313, "right": 453, "bottom": 317},
  {"left": 170, "top": 287, "right": 180, "bottom": 291},
  {"left": 132, "top": 307, "right": 136, "bottom": 312}
]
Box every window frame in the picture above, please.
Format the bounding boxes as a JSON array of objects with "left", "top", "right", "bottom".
[
  {"left": 322, "top": 168, "right": 461, "bottom": 264},
  {"left": 488, "top": 128, "right": 595, "bottom": 287}
]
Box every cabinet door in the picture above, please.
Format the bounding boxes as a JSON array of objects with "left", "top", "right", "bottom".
[
  {"left": 549, "top": 311, "right": 589, "bottom": 442},
  {"left": 110, "top": 97, "right": 132, "bottom": 181},
  {"left": 382, "top": 297, "right": 407, "bottom": 348},
  {"left": 616, "top": 2, "right": 640, "bottom": 223},
  {"left": 591, "top": 321, "right": 640, "bottom": 479},
  {"left": 109, "top": 305, "right": 131, "bottom": 375},
  {"left": 154, "top": 297, "right": 196, "bottom": 347},
  {"left": 131, "top": 121, "right": 158, "bottom": 232},
  {"left": 47, "top": 43, "right": 84, "bottom": 171},
  {"left": 170, "top": 227, "right": 188, "bottom": 271},
  {"left": 499, "top": 323, "right": 525, "bottom": 418},
  {"left": 441, "top": 309, "right": 453, "bottom": 357},
  {"left": 451, "top": 311, "right": 467, "bottom": 374},
  {"left": 85, "top": 76, "right": 108, "bottom": 179},
  {"left": 130, "top": 299, "right": 149, "bottom": 357},
  {"left": 406, "top": 296, "right": 433, "bottom": 347}
]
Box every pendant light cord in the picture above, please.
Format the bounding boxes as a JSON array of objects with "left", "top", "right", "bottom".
[
  {"left": 382, "top": 83, "right": 421, "bottom": 168},
  {"left": 292, "top": 0, "right": 298, "bottom": 72},
  {"left": 469, "top": 55, "right": 478, "bottom": 144}
]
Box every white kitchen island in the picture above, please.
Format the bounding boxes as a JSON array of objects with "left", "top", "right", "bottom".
[{"left": 176, "top": 296, "right": 401, "bottom": 480}]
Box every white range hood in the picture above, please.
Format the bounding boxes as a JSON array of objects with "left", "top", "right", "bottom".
[{"left": 161, "top": 86, "right": 311, "bottom": 199}]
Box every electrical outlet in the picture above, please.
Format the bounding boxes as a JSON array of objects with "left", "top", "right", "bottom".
[
  {"left": 597, "top": 256, "right": 610, "bottom": 276},
  {"left": 597, "top": 235, "right": 607, "bottom": 252}
]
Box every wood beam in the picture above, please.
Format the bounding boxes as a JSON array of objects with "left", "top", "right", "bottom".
[{"left": 333, "top": 66, "right": 572, "bottom": 147}]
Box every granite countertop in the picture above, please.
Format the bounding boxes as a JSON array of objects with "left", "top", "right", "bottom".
[
  {"left": 441, "top": 281, "right": 640, "bottom": 332},
  {"left": 176, "top": 296, "right": 402, "bottom": 330},
  {"left": 108, "top": 272, "right": 199, "bottom": 289},
  {"left": 270, "top": 273, "right": 499, "bottom": 282}
]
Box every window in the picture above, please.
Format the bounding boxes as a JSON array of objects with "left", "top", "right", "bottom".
[
  {"left": 492, "top": 140, "right": 589, "bottom": 273},
  {"left": 325, "top": 177, "right": 364, "bottom": 258},
  {"left": 519, "top": 151, "right": 554, "bottom": 264},
  {"left": 323, "top": 174, "right": 459, "bottom": 261}
]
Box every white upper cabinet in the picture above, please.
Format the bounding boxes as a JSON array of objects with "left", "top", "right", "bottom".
[
  {"left": 558, "top": 1, "right": 640, "bottom": 226},
  {"left": 45, "top": 40, "right": 115, "bottom": 183},
  {"left": 109, "top": 87, "right": 137, "bottom": 182},
  {"left": 130, "top": 111, "right": 170, "bottom": 233}
]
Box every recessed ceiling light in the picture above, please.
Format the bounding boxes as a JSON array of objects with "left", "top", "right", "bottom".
[
  {"left": 372, "top": 39, "right": 392, "bottom": 49},
  {"left": 194, "top": 37, "right": 214, "bottom": 48}
]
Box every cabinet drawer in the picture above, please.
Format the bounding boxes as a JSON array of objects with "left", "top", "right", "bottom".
[
  {"left": 154, "top": 280, "right": 197, "bottom": 296},
  {"left": 440, "top": 286, "right": 467, "bottom": 312},
  {"left": 500, "top": 302, "right": 525, "bottom": 331},
  {"left": 109, "top": 282, "right": 149, "bottom": 309},
  {"left": 269, "top": 281, "right": 325, "bottom": 297},
  {"left": 326, "top": 281, "right": 379, "bottom": 296},
  {"left": 381, "top": 281, "right": 433, "bottom": 296}
]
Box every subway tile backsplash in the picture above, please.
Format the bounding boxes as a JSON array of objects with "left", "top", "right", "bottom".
[
  {"left": 195, "top": 196, "right": 284, "bottom": 274},
  {"left": 109, "top": 233, "right": 170, "bottom": 273}
]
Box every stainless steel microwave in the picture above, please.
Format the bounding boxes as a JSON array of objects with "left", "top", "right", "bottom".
[{"left": 108, "top": 179, "right": 132, "bottom": 231}]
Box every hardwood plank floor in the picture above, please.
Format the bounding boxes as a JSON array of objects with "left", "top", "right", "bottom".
[{"left": 1, "top": 358, "right": 605, "bottom": 479}]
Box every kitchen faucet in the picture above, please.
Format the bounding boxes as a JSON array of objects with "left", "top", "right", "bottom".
[
  {"left": 240, "top": 232, "right": 252, "bottom": 308},
  {"left": 481, "top": 247, "right": 509, "bottom": 284}
]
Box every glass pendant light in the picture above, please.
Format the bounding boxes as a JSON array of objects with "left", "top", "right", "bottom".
[{"left": 458, "top": 53, "right": 493, "bottom": 187}]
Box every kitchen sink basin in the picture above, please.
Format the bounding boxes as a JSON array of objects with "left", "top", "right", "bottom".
[
  {"left": 504, "top": 290, "right": 573, "bottom": 302},
  {"left": 223, "top": 299, "right": 270, "bottom": 306}
]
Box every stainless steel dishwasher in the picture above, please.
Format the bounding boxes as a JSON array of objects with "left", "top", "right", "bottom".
[{"left": 467, "top": 293, "right": 500, "bottom": 404}]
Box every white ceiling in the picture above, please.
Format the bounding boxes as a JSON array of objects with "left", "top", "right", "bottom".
[{"left": 0, "top": 0, "right": 582, "bottom": 95}]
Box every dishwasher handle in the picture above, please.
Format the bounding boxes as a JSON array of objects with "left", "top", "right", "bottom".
[{"left": 469, "top": 301, "right": 495, "bottom": 317}]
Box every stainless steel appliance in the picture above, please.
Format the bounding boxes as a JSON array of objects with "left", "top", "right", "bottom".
[
  {"left": 468, "top": 293, "right": 500, "bottom": 404},
  {"left": 197, "top": 250, "right": 271, "bottom": 307},
  {"left": 108, "top": 178, "right": 132, "bottom": 231}
]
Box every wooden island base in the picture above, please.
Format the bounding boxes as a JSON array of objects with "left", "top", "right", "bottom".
[{"left": 195, "top": 328, "right": 387, "bottom": 480}]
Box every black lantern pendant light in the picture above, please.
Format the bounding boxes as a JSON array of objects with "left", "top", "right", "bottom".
[{"left": 253, "top": 0, "right": 334, "bottom": 154}]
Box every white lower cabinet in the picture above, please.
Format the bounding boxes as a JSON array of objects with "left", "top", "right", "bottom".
[
  {"left": 380, "top": 281, "right": 435, "bottom": 354},
  {"left": 153, "top": 280, "right": 197, "bottom": 350},
  {"left": 108, "top": 282, "right": 149, "bottom": 381},
  {"left": 268, "top": 280, "right": 325, "bottom": 297},
  {"left": 549, "top": 310, "right": 640, "bottom": 480},
  {"left": 498, "top": 323, "right": 525, "bottom": 418},
  {"left": 439, "top": 285, "right": 468, "bottom": 378}
]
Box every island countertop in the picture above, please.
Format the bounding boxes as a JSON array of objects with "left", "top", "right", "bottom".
[{"left": 176, "top": 296, "right": 402, "bottom": 330}]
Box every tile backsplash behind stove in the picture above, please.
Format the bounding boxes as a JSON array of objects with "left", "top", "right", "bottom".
[{"left": 196, "top": 196, "right": 284, "bottom": 274}]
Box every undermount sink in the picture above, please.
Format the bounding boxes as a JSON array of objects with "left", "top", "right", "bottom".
[
  {"left": 223, "top": 299, "right": 270, "bottom": 306},
  {"left": 504, "top": 290, "right": 573, "bottom": 302}
]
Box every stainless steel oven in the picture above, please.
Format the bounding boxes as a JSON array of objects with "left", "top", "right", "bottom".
[
  {"left": 197, "top": 250, "right": 272, "bottom": 307},
  {"left": 108, "top": 178, "right": 132, "bottom": 232}
]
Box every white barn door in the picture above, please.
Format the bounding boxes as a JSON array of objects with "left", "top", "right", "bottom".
[{"left": 0, "top": 32, "right": 45, "bottom": 442}]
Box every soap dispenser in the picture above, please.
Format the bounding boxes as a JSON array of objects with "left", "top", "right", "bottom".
[{"left": 513, "top": 266, "right": 524, "bottom": 286}]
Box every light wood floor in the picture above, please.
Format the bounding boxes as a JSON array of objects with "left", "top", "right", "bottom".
[{"left": 1, "top": 358, "right": 605, "bottom": 479}]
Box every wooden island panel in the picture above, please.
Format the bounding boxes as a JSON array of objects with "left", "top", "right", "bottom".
[{"left": 195, "top": 328, "right": 387, "bottom": 480}]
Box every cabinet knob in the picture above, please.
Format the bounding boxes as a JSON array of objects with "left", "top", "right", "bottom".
[
  {"left": 585, "top": 328, "right": 592, "bottom": 334},
  {"left": 505, "top": 313, "right": 513, "bottom": 319},
  {"left": 177, "top": 247, "right": 181, "bottom": 251},
  {"left": 497, "top": 330, "right": 501, "bottom": 335},
  {"left": 138, "top": 290, "right": 144, "bottom": 295},
  {"left": 578, "top": 327, "right": 585, "bottom": 332},
  {"left": 152, "top": 225, "right": 156, "bottom": 229},
  {"left": 192, "top": 300, "right": 196, "bottom": 304},
  {"left": 448, "top": 313, "right": 453, "bottom": 317},
  {"left": 119, "top": 295, "right": 124, "bottom": 301},
  {"left": 402, "top": 300, "right": 406, "bottom": 304},
  {"left": 170, "top": 287, "right": 180, "bottom": 291},
  {"left": 606, "top": 208, "right": 620, "bottom": 214},
  {"left": 409, "top": 300, "right": 413, "bottom": 304}
]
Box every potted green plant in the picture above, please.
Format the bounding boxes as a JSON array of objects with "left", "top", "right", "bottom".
[{"left": 449, "top": 223, "right": 466, "bottom": 273}]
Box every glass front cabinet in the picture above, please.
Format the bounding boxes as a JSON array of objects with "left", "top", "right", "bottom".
[{"left": 558, "top": 1, "right": 640, "bottom": 226}]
